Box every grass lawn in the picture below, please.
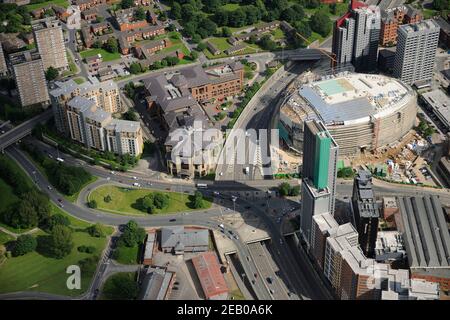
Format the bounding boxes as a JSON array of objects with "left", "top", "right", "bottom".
[
  {"left": 62, "top": 51, "right": 78, "bottom": 77},
  {"left": 0, "top": 230, "right": 108, "bottom": 296},
  {"left": 73, "top": 77, "right": 86, "bottom": 84},
  {"left": 80, "top": 48, "right": 121, "bottom": 62},
  {"left": 88, "top": 185, "right": 212, "bottom": 215},
  {"left": 0, "top": 202, "right": 113, "bottom": 296},
  {"left": 113, "top": 245, "right": 139, "bottom": 264},
  {"left": 272, "top": 28, "right": 285, "bottom": 40},
  {"left": 100, "top": 272, "right": 137, "bottom": 300},
  {"left": 26, "top": 0, "right": 69, "bottom": 11},
  {"left": 208, "top": 37, "right": 231, "bottom": 51},
  {"left": 0, "top": 231, "right": 14, "bottom": 245},
  {"left": 422, "top": 9, "right": 439, "bottom": 19}
]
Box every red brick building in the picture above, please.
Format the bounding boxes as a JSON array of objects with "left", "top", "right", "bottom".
[{"left": 191, "top": 252, "right": 229, "bottom": 300}]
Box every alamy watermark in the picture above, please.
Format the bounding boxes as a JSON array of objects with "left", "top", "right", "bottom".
[{"left": 168, "top": 120, "right": 280, "bottom": 168}]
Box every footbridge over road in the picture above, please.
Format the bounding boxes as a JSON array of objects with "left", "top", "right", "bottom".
[{"left": 0, "top": 109, "right": 53, "bottom": 152}]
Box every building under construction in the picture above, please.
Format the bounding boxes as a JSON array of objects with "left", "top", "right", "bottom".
[{"left": 279, "top": 72, "right": 417, "bottom": 156}]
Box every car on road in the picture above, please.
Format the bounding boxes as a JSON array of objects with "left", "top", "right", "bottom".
[
  {"left": 228, "top": 230, "right": 233, "bottom": 235},
  {"left": 266, "top": 277, "right": 273, "bottom": 284},
  {"left": 132, "top": 176, "right": 138, "bottom": 180},
  {"left": 234, "top": 235, "right": 239, "bottom": 240},
  {"left": 59, "top": 203, "right": 64, "bottom": 208},
  {"left": 279, "top": 239, "right": 284, "bottom": 245},
  {"left": 47, "top": 185, "right": 52, "bottom": 190},
  {"left": 169, "top": 219, "right": 176, "bottom": 222},
  {"left": 213, "top": 191, "right": 220, "bottom": 196}
]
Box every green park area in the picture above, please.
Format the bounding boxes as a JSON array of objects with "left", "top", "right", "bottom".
[
  {"left": 0, "top": 154, "right": 113, "bottom": 297},
  {"left": 80, "top": 48, "right": 121, "bottom": 62},
  {"left": 88, "top": 185, "right": 212, "bottom": 216}
]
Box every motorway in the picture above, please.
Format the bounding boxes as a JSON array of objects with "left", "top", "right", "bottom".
[{"left": 215, "top": 62, "right": 311, "bottom": 182}]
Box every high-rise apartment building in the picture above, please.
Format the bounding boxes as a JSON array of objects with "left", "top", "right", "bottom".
[
  {"left": 32, "top": 17, "right": 68, "bottom": 71},
  {"left": 352, "top": 6, "right": 381, "bottom": 72},
  {"left": 300, "top": 120, "right": 339, "bottom": 246},
  {"left": 351, "top": 170, "right": 380, "bottom": 258},
  {"left": 50, "top": 79, "right": 140, "bottom": 156},
  {"left": 0, "top": 43, "right": 7, "bottom": 76},
  {"left": 311, "top": 212, "right": 339, "bottom": 269},
  {"left": 50, "top": 79, "right": 122, "bottom": 135},
  {"left": 332, "top": 1, "right": 380, "bottom": 72},
  {"left": 393, "top": 19, "right": 440, "bottom": 86},
  {"left": 9, "top": 50, "right": 50, "bottom": 108},
  {"left": 323, "top": 223, "right": 359, "bottom": 290}
]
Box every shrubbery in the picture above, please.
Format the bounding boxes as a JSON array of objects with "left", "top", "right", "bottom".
[{"left": 12, "top": 235, "right": 37, "bottom": 257}]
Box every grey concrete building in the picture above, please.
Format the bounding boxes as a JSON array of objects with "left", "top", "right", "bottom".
[
  {"left": 393, "top": 20, "right": 440, "bottom": 86},
  {"left": 32, "top": 17, "right": 68, "bottom": 71},
  {"left": 9, "top": 50, "right": 49, "bottom": 108},
  {"left": 160, "top": 226, "right": 209, "bottom": 254}
]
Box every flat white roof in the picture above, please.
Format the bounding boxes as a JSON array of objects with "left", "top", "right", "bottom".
[{"left": 299, "top": 73, "right": 413, "bottom": 125}]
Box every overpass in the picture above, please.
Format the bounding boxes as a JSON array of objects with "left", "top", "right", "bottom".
[
  {"left": 273, "top": 48, "right": 331, "bottom": 61},
  {"left": 0, "top": 109, "right": 53, "bottom": 152}
]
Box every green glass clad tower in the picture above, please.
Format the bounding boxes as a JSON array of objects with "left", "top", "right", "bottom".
[{"left": 300, "top": 120, "right": 338, "bottom": 246}]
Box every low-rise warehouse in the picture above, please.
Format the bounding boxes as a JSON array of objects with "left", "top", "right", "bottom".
[
  {"left": 160, "top": 226, "right": 209, "bottom": 254},
  {"left": 191, "top": 252, "right": 228, "bottom": 300}
]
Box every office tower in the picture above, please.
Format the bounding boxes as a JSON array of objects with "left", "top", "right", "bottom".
[
  {"left": 300, "top": 120, "right": 339, "bottom": 246},
  {"left": 0, "top": 43, "right": 7, "bottom": 76},
  {"left": 352, "top": 6, "right": 381, "bottom": 72},
  {"left": 332, "top": 1, "right": 380, "bottom": 72},
  {"left": 351, "top": 170, "right": 380, "bottom": 258},
  {"left": 32, "top": 17, "right": 68, "bottom": 71},
  {"left": 9, "top": 50, "right": 49, "bottom": 108},
  {"left": 393, "top": 20, "right": 440, "bottom": 86}
]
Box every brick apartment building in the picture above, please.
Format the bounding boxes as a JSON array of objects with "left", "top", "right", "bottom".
[
  {"left": 113, "top": 8, "right": 149, "bottom": 32},
  {"left": 379, "top": 4, "right": 422, "bottom": 46}
]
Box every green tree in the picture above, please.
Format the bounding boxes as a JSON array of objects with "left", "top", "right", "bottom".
[
  {"left": 258, "top": 35, "right": 277, "bottom": 51},
  {"left": 222, "top": 26, "right": 232, "bottom": 37},
  {"left": 46, "top": 214, "right": 70, "bottom": 231},
  {"left": 196, "top": 42, "right": 207, "bottom": 51},
  {"left": 164, "top": 56, "right": 180, "bottom": 66},
  {"left": 153, "top": 192, "right": 169, "bottom": 209},
  {"left": 192, "top": 191, "right": 204, "bottom": 209},
  {"left": 124, "top": 81, "right": 135, "bottom": 99},
  {"left": 105, "top": 37, "right": 118, "bottom": 53},
  {"left": 134, "top": 6, "right": 146, "bottom": 21},
  {"left": 78, "top": 255, "right": 99, "bottom": 273},
  {"left": 45, "top": 66, "right": 59, "bottom": 81},
  {"left": 289, "top": 185, "right": 300, "bottom": 196},
  {"left": 309, "top": 11, "right": 332, "bottom": 37},
  {"left": 119, "top": 220, "right": 146, "bottom": 247},
  {"left": 92, "top": 40, "right": 103, "bottom": 49},
  {"left": 48, "top": 225, "right": 74, "bottom": 259},
  {"left": 87, "top": 223, "right": 105, "bottom": 238},
  {"left": 278, "top": 182, "right": 291, "bottom": 197},
  {"left": 129, "top": 62, "right": 142, "bottom": 74},
  {"left": 171, "top": 2, "right": 182, "bottom": 19},
  {"left": 12, "top": 234, "right": 37, "bottom": 257},
  {"left": 104, "top": 195, "right": 112, "bottom": 203},
  {"left": 103, "top": 273, "right": 139, "bottom": 300},
  {"left": 121, "top": 0, "right": 133, "bottom": 9},
  {"left": 88, "top": 199, "right": 98, "bottom": 209}
]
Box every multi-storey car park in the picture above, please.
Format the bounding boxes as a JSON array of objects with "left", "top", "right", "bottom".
[{"left": 279, "top": 72, "right": 418, "bottom": 156}]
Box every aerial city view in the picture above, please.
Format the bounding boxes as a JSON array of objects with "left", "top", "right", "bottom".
[{"left": 0, "top": 0, "right": 450, "bottom": 307}]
